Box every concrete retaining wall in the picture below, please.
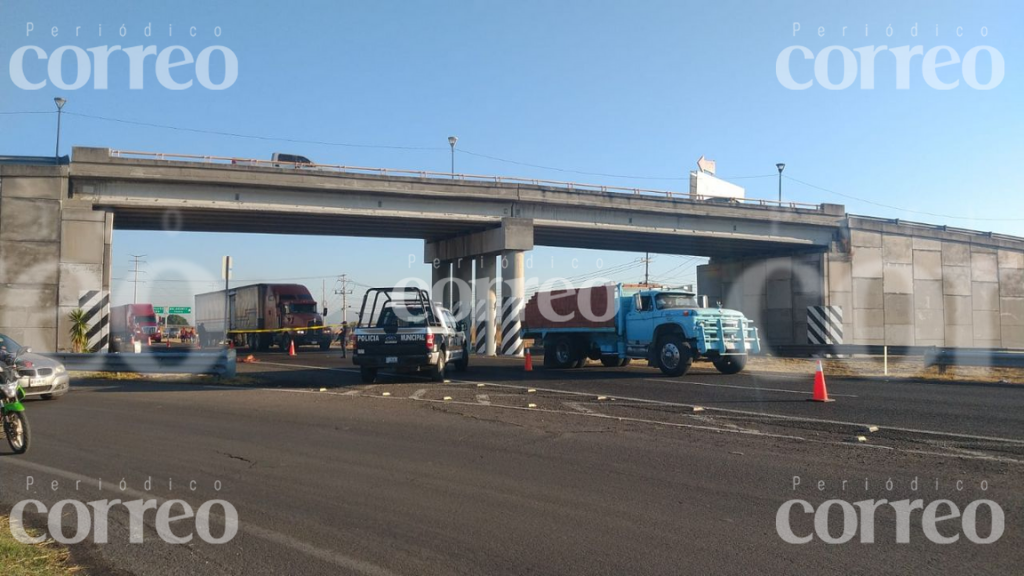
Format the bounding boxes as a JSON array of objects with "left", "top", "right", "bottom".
[{"left": 833, "top": 229, "right": 1024, "bottom": 348}]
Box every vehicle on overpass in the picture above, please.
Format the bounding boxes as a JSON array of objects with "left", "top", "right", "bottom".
[
  {"left": 195, "top": 284, "right": 333, "bottom": 351},
  {"left": 110, "top": 303, "right": 162, "bottom": 350},
  {"left": 523, "top": 284, "right": 760, "bottom": 376},
  {"left": 271, "top": 152, "right": 314, "bottom": 167},
  {"left": 353, "top": 287, "right": 469, "bottom": 383}
]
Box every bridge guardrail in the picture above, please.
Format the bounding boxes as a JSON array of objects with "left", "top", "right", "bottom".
[
  {"left": 924, "top": 349, "right": 1024, "bottom": 372},
  {"left": 107, "top": 149, "right": 824, "bottom": 211},
  {"left": 42, "top": 349, "right": 237, "bottom": 377}
]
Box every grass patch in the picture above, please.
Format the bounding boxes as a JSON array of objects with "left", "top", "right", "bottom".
[{"left": 0, "top": 516, "right": 80, "bottom": 575}]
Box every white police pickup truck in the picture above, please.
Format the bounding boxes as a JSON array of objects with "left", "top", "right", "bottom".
[{"left": 352, "top": 287, "right": 469, "bottom": 383}]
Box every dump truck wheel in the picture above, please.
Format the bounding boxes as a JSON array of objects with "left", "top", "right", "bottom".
[{"left": 656, "top": 336, "right": 693, "bottom": 377}]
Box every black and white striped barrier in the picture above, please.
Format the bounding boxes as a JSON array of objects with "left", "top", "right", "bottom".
[
  {"left": 500, "top": 296, "right": 524, "bottom": 356},
  {"left": 78, "top": 290, "right": 110, "bottom": 352},
  {"left": 807, "top": 305, "right": 843, "bottom": 345},
  {"left": 474, "top": 299, "right": 489, "bottom": 355}
]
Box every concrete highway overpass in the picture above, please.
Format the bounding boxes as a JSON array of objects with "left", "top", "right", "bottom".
[{"left": 1, "top": 147, "right": 1022, "bottom": 353}]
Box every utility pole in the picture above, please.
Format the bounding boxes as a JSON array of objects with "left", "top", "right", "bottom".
[
  {"left": 334, "top": 274, "right": 353, "bottom": 325},
  {"left": 643, "top": 252, "right": 651, "bottom": 286},
  {"left": 129, "top": 254, "right": 147, "bottom": 303}
]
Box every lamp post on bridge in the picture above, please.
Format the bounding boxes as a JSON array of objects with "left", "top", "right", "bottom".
[
  {"left": 54, "top": 97, "right": 66, "bottom": 161},
  {"left": 448, "top": 135, "right": 458, "bottom": 177},
  {"left": 776, "top": 162, "right": 786, "bottom": 204}
]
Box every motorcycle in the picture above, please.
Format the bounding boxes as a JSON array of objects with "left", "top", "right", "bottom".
[{"left": 0, "top": 347, "right": 30, "bottom": 454}]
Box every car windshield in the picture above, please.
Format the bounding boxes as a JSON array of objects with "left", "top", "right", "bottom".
[
  {"left": 0, "top": 333, "right": 21, "bottom": 354},
  {"left": 135, "top": 314, "right": 158, "bottom": 324},
  {"left": 655, "top": 293, "right": 698, "bottom": 310},
  {"left": 284, "top": 303, "right": 317, "bottom": 314}
]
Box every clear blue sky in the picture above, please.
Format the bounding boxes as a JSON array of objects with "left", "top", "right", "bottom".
[{"left": 2, "top": 0, "right": 1021, "bottom": 321}]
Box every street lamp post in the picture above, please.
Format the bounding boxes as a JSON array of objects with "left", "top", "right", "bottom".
[
  {"left": 448, "top": 136, "right": 458, "bottom": 177},
  {"left": 776, "top": 163, "right": 786, "bottom": 204},
  {"left": 54, "top": 97, "right": 66, "bottom": 161}
]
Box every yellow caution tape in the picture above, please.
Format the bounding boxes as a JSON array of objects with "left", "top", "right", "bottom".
[{"left": 225, "top": 324, "right": 347, "bottom": 335}]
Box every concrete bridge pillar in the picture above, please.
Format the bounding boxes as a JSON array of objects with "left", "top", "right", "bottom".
[
  {"left": 475, "top": 255, "right": 497, "bottom": 356},
  {"left": 431, "top": 261, "right": 451, "bottom": 310},
  {"left": 452, "top": 258, "right": 473, "bottom": 325},
  {"left": 500, "top": 250, "right": 525, "bottom": 356},
  {"left": 424, "top": 218, "right": 534, "bottom": 356}
]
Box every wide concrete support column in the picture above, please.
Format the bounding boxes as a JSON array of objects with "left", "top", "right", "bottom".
[
  {"left": 474, "top": 255, "right": 497, "bottom": 356},
  {"left": 452, "top": 258, "right": 473, "bottom": 325},
  {"left": 697, "top": 253, "right": 827, "bottom": 348},
  {"left": 500, "top": 250, "right": 526, "bottom": 356}
]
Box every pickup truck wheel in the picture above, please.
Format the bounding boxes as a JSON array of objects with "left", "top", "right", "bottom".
[
  {"left": 619, "top": 358, "right": 632, "bottom": 367},
  {"left": 713, "top": 355, "right": 747, "bottom": 375},
  {"left": 454, "top": 345, "right": 469, "bottom": 372},
  {"left": 430, "top": 350, "right": 447, "bottom": 382},
  {"left": 360, "top": 367, "right": 377, "bottom": 383},
  {"left": 319, "top": 339, "right": 331, "bottom": 351},
  {"left": 657, "top": 336, "right": 693, "bottom": 377}
]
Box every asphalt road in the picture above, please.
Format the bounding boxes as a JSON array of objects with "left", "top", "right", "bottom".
[{"left": 0, "top": 352, "right": 1021, "bottom": 575}]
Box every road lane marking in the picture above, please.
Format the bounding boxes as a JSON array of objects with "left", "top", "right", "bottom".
[
  {"left": 239, "top": 362, "right": 1024, "bottom": 446},
  {"left": 4, "top": 459, "right": 398, "bottom": 576},
  {"left": 563, "top": 401, "right": 593, "bottom": 414},
  {"left": 442, "top": 377, "right": 1024, "bottom": 446},
  {"left": 411, "top": 389, "right": 428, "bottom": 400},
  {"left": 476, "top": 394, "right": 491, "bottom": 405},
  {"left": 647, "top": 378, "right": 858, "bottom": 398}
]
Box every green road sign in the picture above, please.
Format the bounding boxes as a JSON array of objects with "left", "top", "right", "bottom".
[
  {"left": 153, "top": 307, "right": 165, "bottom": 313},
  {"left": 168, "top": 307, "right": 192, "bottom": 314}
]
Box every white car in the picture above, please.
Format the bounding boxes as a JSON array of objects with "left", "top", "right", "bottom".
[{"left": 0, "top": 333, "right": 70, "bottom": 400}]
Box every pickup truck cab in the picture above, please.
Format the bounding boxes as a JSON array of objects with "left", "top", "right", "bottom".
[{"left": 353, "top": 287, "right": 469, "bottom": 383}]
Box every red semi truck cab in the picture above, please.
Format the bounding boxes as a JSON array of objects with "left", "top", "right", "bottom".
[{"left": 109, "top": 303, "right": 162, "bottom": 350}]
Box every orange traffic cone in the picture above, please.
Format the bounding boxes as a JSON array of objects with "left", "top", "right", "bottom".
[
  {"left": 524, "top": 348, "right": 533, "bottom": 372},
  {"left": 288, "top": 340, "right": 297, "bottom": 357},
  {"left": 808, "top": 360, "right": 834, "bottom": 402}
]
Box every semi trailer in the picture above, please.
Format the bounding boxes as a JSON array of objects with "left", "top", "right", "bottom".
[{"left": 195, "top": 283, "right": 332, "bottom": 351}]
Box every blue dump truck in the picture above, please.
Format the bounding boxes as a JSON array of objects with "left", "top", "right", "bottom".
[{"left": 522, "top": 284, "right": 760, "bottom": 376}]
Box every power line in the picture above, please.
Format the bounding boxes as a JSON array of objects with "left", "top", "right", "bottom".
[{"left": 64, "top": 111, "right": 445, "bottom": 151}]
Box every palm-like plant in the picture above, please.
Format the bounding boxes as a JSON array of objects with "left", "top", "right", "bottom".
[{"left": 68, "top": 308, "right": 90, "bottom": 353}]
